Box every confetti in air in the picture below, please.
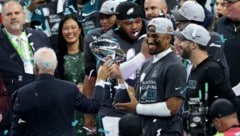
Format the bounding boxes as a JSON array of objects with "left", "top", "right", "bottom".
[
  {"left": 3, "top": 130, "right": 8, "bottom": 135},
  {"left": 71, "top": 120, "right": 79, "bottom": 126},
  {"left": 87, "top": 30, "right": 93, "bottom": 34},
  {"left": 128, "top": 18, "right": 134, "bottom": 22},
  {"left": 114, "top": 27, "right": 120, "bottom": 31},
  {"left": 98, "top": 128, "right": 110, "bottom": 135},
  {"left": 220, "top": 34, "right": 226, "bottom": 43},
  {"left": 111, "top": 38, "right": 118, "bottom": 42}
]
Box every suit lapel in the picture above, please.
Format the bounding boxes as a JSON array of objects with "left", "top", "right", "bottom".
[{"left": 0, "top": 28, "right": 24, "bottom": 66}]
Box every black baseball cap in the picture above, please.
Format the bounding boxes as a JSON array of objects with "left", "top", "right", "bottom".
[
  {"left": 115, "top": 1, "right": 142, "bottom": 20},
  {"left": 209, "top": 98, "right": 236, "bottom": 120}
]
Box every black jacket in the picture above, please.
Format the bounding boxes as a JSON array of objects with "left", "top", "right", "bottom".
[{"left": 11, "top": 74, "right": 105, "bottom": 136}]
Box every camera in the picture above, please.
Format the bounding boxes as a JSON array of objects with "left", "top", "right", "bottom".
[{"left": 185, "top": 98, "right": 209, "bottom": 136}]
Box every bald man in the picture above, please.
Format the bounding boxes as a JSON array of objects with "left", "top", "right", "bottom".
[{"left": 144, "top": 0, "right": 168, "bottom": 20}]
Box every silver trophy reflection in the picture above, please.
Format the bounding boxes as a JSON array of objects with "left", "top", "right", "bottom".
[
  {"left": 90, "top": 38, "right": 128, "bottom": 102},
  {"left": 90, "top": 38, "right": 126, "bottom": 63}
]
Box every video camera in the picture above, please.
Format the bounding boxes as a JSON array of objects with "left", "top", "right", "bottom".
[
  {"left": 185, "top": 83, "right": 211, "bottom": 136},
  {"left": 185, "top": 98, "right": 209, "bottom": 136}
]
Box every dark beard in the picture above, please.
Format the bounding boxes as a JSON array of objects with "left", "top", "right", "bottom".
[
  {"left": 217, "top": 13, "right": 223, "bottom": 18},
  {"left": 149, "top": 51, "right": 158, "bottom": 55},
  {"left": 182, "top": 49, "right": 191, "bottom": 59}
]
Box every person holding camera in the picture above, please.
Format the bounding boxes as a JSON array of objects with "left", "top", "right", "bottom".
[{"left": 174, "top": 23, "right": 239, "bottom": 135}]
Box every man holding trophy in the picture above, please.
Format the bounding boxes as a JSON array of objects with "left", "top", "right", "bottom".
[
  {"left": 83, "top": 1, "right": 149, "bottom": 135},
  {"left": 114, "top": 17, "right": 187, "bottom": 136},
  {"left": 92, "top": 1, "right": 146, "bottom": 117}
]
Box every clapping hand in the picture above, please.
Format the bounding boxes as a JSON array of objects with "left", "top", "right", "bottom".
[{"left": 141, "top": 37, "right": 152, "bottom": 59}]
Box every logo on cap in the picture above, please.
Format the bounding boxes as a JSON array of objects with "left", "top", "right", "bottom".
[{"left": 127, "top": 8, "right": 134, "bottom": 15}]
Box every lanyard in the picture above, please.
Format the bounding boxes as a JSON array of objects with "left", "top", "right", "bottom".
[{"left": 3, "top": 28, "right": 33, "bottom": 60}]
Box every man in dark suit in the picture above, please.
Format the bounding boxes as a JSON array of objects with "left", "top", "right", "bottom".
[
  {"left": 11, "top": 47, "right": 110, "bottom": 136},
  {"left": 0, "top": 0, "right": 51, "bottom": 96},
  {"left": 0, "top": 1, "right": 52, "bottom": 134}
]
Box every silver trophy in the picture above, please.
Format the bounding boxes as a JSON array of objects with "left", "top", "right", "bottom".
[
  {"left": 90, "top": 38, "right": 126, "bottom": 63},
  {"left": 90, "top": 38, "right": 128, "bottom": 102}
]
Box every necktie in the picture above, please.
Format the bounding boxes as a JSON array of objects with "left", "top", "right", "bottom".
[{"left": 17, "top": 38, "right": 34, "bottom": 74}]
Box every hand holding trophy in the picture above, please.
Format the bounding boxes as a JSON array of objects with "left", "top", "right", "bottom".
[{"left": 90, "top": 38, "right": 126, "bottom": 101}]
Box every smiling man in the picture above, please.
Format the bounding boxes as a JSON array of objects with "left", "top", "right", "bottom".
[
  {"left": 94, "top": 0, "right": 147, "bottom": 118},
  {"left": 115, "top": 17, "right": 187, "bottom": 136},
  {"left": 144, "top": 0, "right": 168, "bottom": 20},
  {"left": 0, "top": 0, "right": 51, "bottom": 134},
  {"left": 174, "top": 23, "right": 240, "bottom": 135},
  {"left": 82, "top": 1, "right": 151, "bottom": 133}
]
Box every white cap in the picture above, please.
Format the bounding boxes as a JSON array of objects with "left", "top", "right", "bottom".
[
  {"left": 147, "top": 17, "right": 174, "bottom": 35},
  {"left": 171, "top": 1, "right": 205, "bottom": 22},
  {"left": 173, "top": 23, "right": 211, "bottom": 46},
  {"left": 99, "top": 0, "right": 120, "bottom": 15}
]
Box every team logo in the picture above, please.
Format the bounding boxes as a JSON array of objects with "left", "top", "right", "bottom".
[{"left": 126, "top": 8, "right": 134, "bottom": 15}]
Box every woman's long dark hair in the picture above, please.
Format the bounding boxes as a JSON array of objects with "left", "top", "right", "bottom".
[
  {"left": 57, "top": 14, "right": 84, "bottom": 56},
  {"left": 56, "top": 14, "right": 84, "bottom": 79}
]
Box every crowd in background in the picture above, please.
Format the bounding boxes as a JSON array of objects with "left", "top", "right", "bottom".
[{"left": 0, "top": 0, "right": 240, "bottom": 136}]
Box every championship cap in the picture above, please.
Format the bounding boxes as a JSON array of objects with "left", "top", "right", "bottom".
[
  {"left": 147, "top": 17, "right": 174, "bottom": 35},
  {"left": 99, "top": 0, "right": 120, "bottom": 15},
  {"left": 173, "top": 23, "right": 210, "bottom": 46},
  {"left": 171, "top": 1, "right": 205, "bottom": 22}
]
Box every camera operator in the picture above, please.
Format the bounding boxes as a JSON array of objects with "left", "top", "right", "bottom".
[
  {"left": 173, "top": 23, "right": 239, "bottom": 135},
  {"left": 209, "top": 98, "right": 240, "bottom": 135}
]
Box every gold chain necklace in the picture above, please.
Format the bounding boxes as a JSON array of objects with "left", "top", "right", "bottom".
[{"left": 232, "top": 22, "right": 240, "bottom": 32}]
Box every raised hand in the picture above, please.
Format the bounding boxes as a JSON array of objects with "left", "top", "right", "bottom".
[
  {"left": 141, "top": 37, "right": 152, "bottom": 59},
  {"left": 96, "top": 59, "right": 112, "bottom": 81}
]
